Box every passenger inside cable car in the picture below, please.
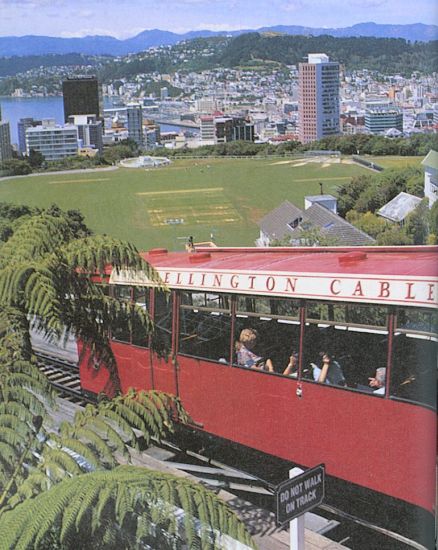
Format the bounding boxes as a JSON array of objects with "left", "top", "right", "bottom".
[
  {"left": 235, "top": 328, "right": 273, "bottom": 372},
  {"left": 368, "top": 367, "right": 386, "bottom": 395},
  {"left": 282, "top": 352, "right": 299, "bottom": 376},
  {"left": 312, "top": 352, "right": 346, "bottom": 386}
]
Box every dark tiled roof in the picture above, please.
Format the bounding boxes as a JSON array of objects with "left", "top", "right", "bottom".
[
  {"left": 258, "top": 201, "right": 375, "bottom": 246},
  {"left": 257, "top": 200, "right": 304, "bottom": 240},
  {"left": 305, "top": 204, "right": 375, "bottom": 246}
]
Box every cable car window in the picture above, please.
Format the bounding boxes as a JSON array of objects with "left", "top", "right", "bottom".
[
  {"left": 113, "top": 285, "right": 132, "bottom": 302},
  {"left": 306, "top": 303, "right": 387, "bottom": 327},
  {"left": 179, "top": 291, "right": 231, "bottom": 363},
  {"left": 181, "top": 291, "right": 229, "bottom": 310},
  {"left": 303, "top": 302, "right": 388, "bottom": 391},
  {"left": 395, "top": 308, "right": 437, "bottom": 336},
  {"left": 131, "top": 287, "right": 150, "bottom": 348},
  {"left": 111, "top": 285, "right": 131, "bottom": 343},
  {"left": 390, "top": 308, "right": 437, "bottom": 409},
  {"left": 234, "top": 297, "right": 301, "bottom": 374},
  {"left": 237, "top": 296, "right": 271, "bottom": 315},
  {"left": 153, "top": 291, "right": 172, "bottom": 358},
  {"left": 237, "top": 296, "right": 300, "bottom": 319}
]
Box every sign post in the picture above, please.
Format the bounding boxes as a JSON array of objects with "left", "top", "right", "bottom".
[
  {"left": 289, "top": 468, "right": 305, "bottom": 550},
  {"left": 275, "top": 464, "right": 325, "bottom": 550}
]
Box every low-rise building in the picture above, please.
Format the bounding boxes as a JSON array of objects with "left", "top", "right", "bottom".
[
  {"left": 377, "top": 192, "right": 422, "bottom": 224},
  {"left": 25, "top": 121, "right": 78, "bottom": 161},
  {"left": 365, "top": 104, "right": 403, "bottom": 134},
  {"left": 68, "top": 114, "right": 103, "bottom": 154},
  {"left": 257, "top": 197, "right": 374, "bottom": 247},
  {"left": 422, "top": 150, "right": 438, "bottom": 207}
]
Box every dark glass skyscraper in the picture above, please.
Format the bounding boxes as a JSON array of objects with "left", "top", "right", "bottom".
[{"left": 62, "top": 76, "right": 101, "bottom": 122}]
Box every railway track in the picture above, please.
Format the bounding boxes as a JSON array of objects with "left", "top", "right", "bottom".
[{"left": 35, "top": 352, "right": 90, "bottom": 404}]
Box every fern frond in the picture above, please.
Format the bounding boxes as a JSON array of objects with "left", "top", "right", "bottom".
[
  {"left": 61, "top": 426, "right": 116, "bottom": 468},
  {"left": 49, "top": 434, "right": 101, "bottom": 471},
  {"left": 0, "top": 466, "right": 255, "bottom": 549},
  {"left": 42, "top": 447, "right": 83, "bottom": 479}
]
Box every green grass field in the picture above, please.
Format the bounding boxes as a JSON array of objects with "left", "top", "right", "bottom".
[
  {"left": 0, "top": 157, "right": 371, "bottom": 250},
  {"left": 365, "top": 156, "right": 422, "bottom": 169}
]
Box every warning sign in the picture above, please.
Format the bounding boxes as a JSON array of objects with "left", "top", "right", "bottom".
[{"left": 276, "top": 464, "right": 325, "bottom": 525}]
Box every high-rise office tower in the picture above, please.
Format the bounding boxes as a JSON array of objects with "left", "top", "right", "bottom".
[
  {"left": 127, "top": 104, "right": 144, "bottom": 147},
  {"left": 298, "top": 54, "right": 340, "bottom": 144},
  {"left": 62, "top": 76, "right": 101, "bottom": 122}
]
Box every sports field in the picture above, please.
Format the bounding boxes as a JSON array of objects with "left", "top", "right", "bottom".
[
  {"left": 0, "top": 156, "right": 370, "bottom": 250},
  {"left": 366, "top": 156, "right": 422, "bottom": 169}
]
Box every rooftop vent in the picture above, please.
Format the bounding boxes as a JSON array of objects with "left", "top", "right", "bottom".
[
  {"left": 338, "top": 251, "right": 368, "bottom": 264},
  {"left": 189, "top": 252, "right": 211, "bottom": 263},
  {"left": 148, "top": 248, "right": 168, "bottom": 255}
]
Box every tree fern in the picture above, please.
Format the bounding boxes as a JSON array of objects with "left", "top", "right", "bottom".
[{"left": 0, "top": 466, "right": 255, "bottom": 550}]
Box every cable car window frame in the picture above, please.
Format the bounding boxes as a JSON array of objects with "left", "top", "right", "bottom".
[{"left": 179, "top": 291, "right": 232, "bottom": 364}]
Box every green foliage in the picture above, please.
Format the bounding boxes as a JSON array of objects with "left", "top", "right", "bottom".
[
  {"left": 304, "top": 133, "right": 438, "bottom": 158},
  {"left": 141, "top": 79, "right": 183, "bottom": 98},
  {"left": 102, "top": 143, "right": 138, "bottom": 165},
  {"left": 219, "top": 33, "right": 438, "bottom": 75},
  {"left": 0, "top": 159, "right": 32, "bottom": 176},
  {"left": 0, "top": 466, "right": 255, "bottom": 550},
  {"left": 404, "top": 198, "right": 430, "bottom": 245},
  {"left": 0, "top": 53, "right": 101, "bottom": 78},
  {"left": 345, "top": 211, "right": 388, "bottom": 239},
  {"left": 28, "top": 149, "right": 44, "bottom": 169},
  {"left": 337, "top": 166, "right": 423, "bottom": 216},
  {"left": 429, "top": 200, "right": 438, "bottom": 235},
  {"left": 376, "top": 226, "right": 413, "bottom": 245}
]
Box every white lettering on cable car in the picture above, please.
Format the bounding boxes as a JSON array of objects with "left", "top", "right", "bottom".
[{"left": 110, "top": 269, "right": 438, "bottom": 308}]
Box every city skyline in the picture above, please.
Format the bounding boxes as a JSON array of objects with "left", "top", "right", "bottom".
[{"left": 1, "top": 0, "right": 436, "bottom": 39}]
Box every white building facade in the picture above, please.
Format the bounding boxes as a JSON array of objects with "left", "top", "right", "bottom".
[
  {"left": 25, "top": 122, "right": 78, "bottom": 161},
  {"left": 422, "top": 150, "right": 438, "bottom": 208}
]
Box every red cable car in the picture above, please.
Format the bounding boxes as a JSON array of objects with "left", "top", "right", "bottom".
[{"left": 79, "top": 245, "right": 437, "bottom": 546}]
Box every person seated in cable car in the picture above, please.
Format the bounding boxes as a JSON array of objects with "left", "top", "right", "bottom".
[
  {"left": 235, "top": 328, "right": 273, "bottom": 372},
  {"left": 312, "top": 352, "right": 346, "bottom": 386},
  {"left": 283, "top": 351, "right": 299, "bottom": 377},
  {"left": 368, "top": 367, "right": 386, "bottom": 395}
]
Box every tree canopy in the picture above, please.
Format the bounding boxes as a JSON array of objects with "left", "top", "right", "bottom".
[{"left": 0, "top": 203, "right": 253, "bottom": 548}]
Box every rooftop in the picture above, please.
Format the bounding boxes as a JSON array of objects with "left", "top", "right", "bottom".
[
  {"left": 377, "top": 192, "right": 422, "bottom": 223},
  {"left": 421, "top": 149, "right": 438, "bottom": 170}
]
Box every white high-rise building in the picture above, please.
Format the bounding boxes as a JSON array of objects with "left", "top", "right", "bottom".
[
  {"left": 127, "top": 104, "right": 144, "bottom": 147},
  {"left": 25, "top": 121, "right": 78, "bottom": 161},
  {"left": 298, "top": 53, "right": 340, "bottom": 144},
  {"left": 200, "top": 116, "right": 215, "bottom": 143}
]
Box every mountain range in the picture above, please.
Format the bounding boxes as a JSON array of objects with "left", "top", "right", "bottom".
[{"left": 0, "top": 23, "right": 436, "bottom": 57}]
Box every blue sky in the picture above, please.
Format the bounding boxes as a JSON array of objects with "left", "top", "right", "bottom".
[{"left": 1, "top": 0, "right": 436, "bottom": 38}]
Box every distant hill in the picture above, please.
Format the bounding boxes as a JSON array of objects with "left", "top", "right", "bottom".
[{"left": 0, "top": 22, "right": 436, "bottom": 57}]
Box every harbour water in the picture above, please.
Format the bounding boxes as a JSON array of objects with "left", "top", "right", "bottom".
[{"left": 0, "top": 96, "right": 197, "bottom": 146}]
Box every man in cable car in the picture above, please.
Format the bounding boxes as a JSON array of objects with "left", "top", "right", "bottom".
[{"left": 312, "top": 352, "right": 346, "bottom": 386}]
